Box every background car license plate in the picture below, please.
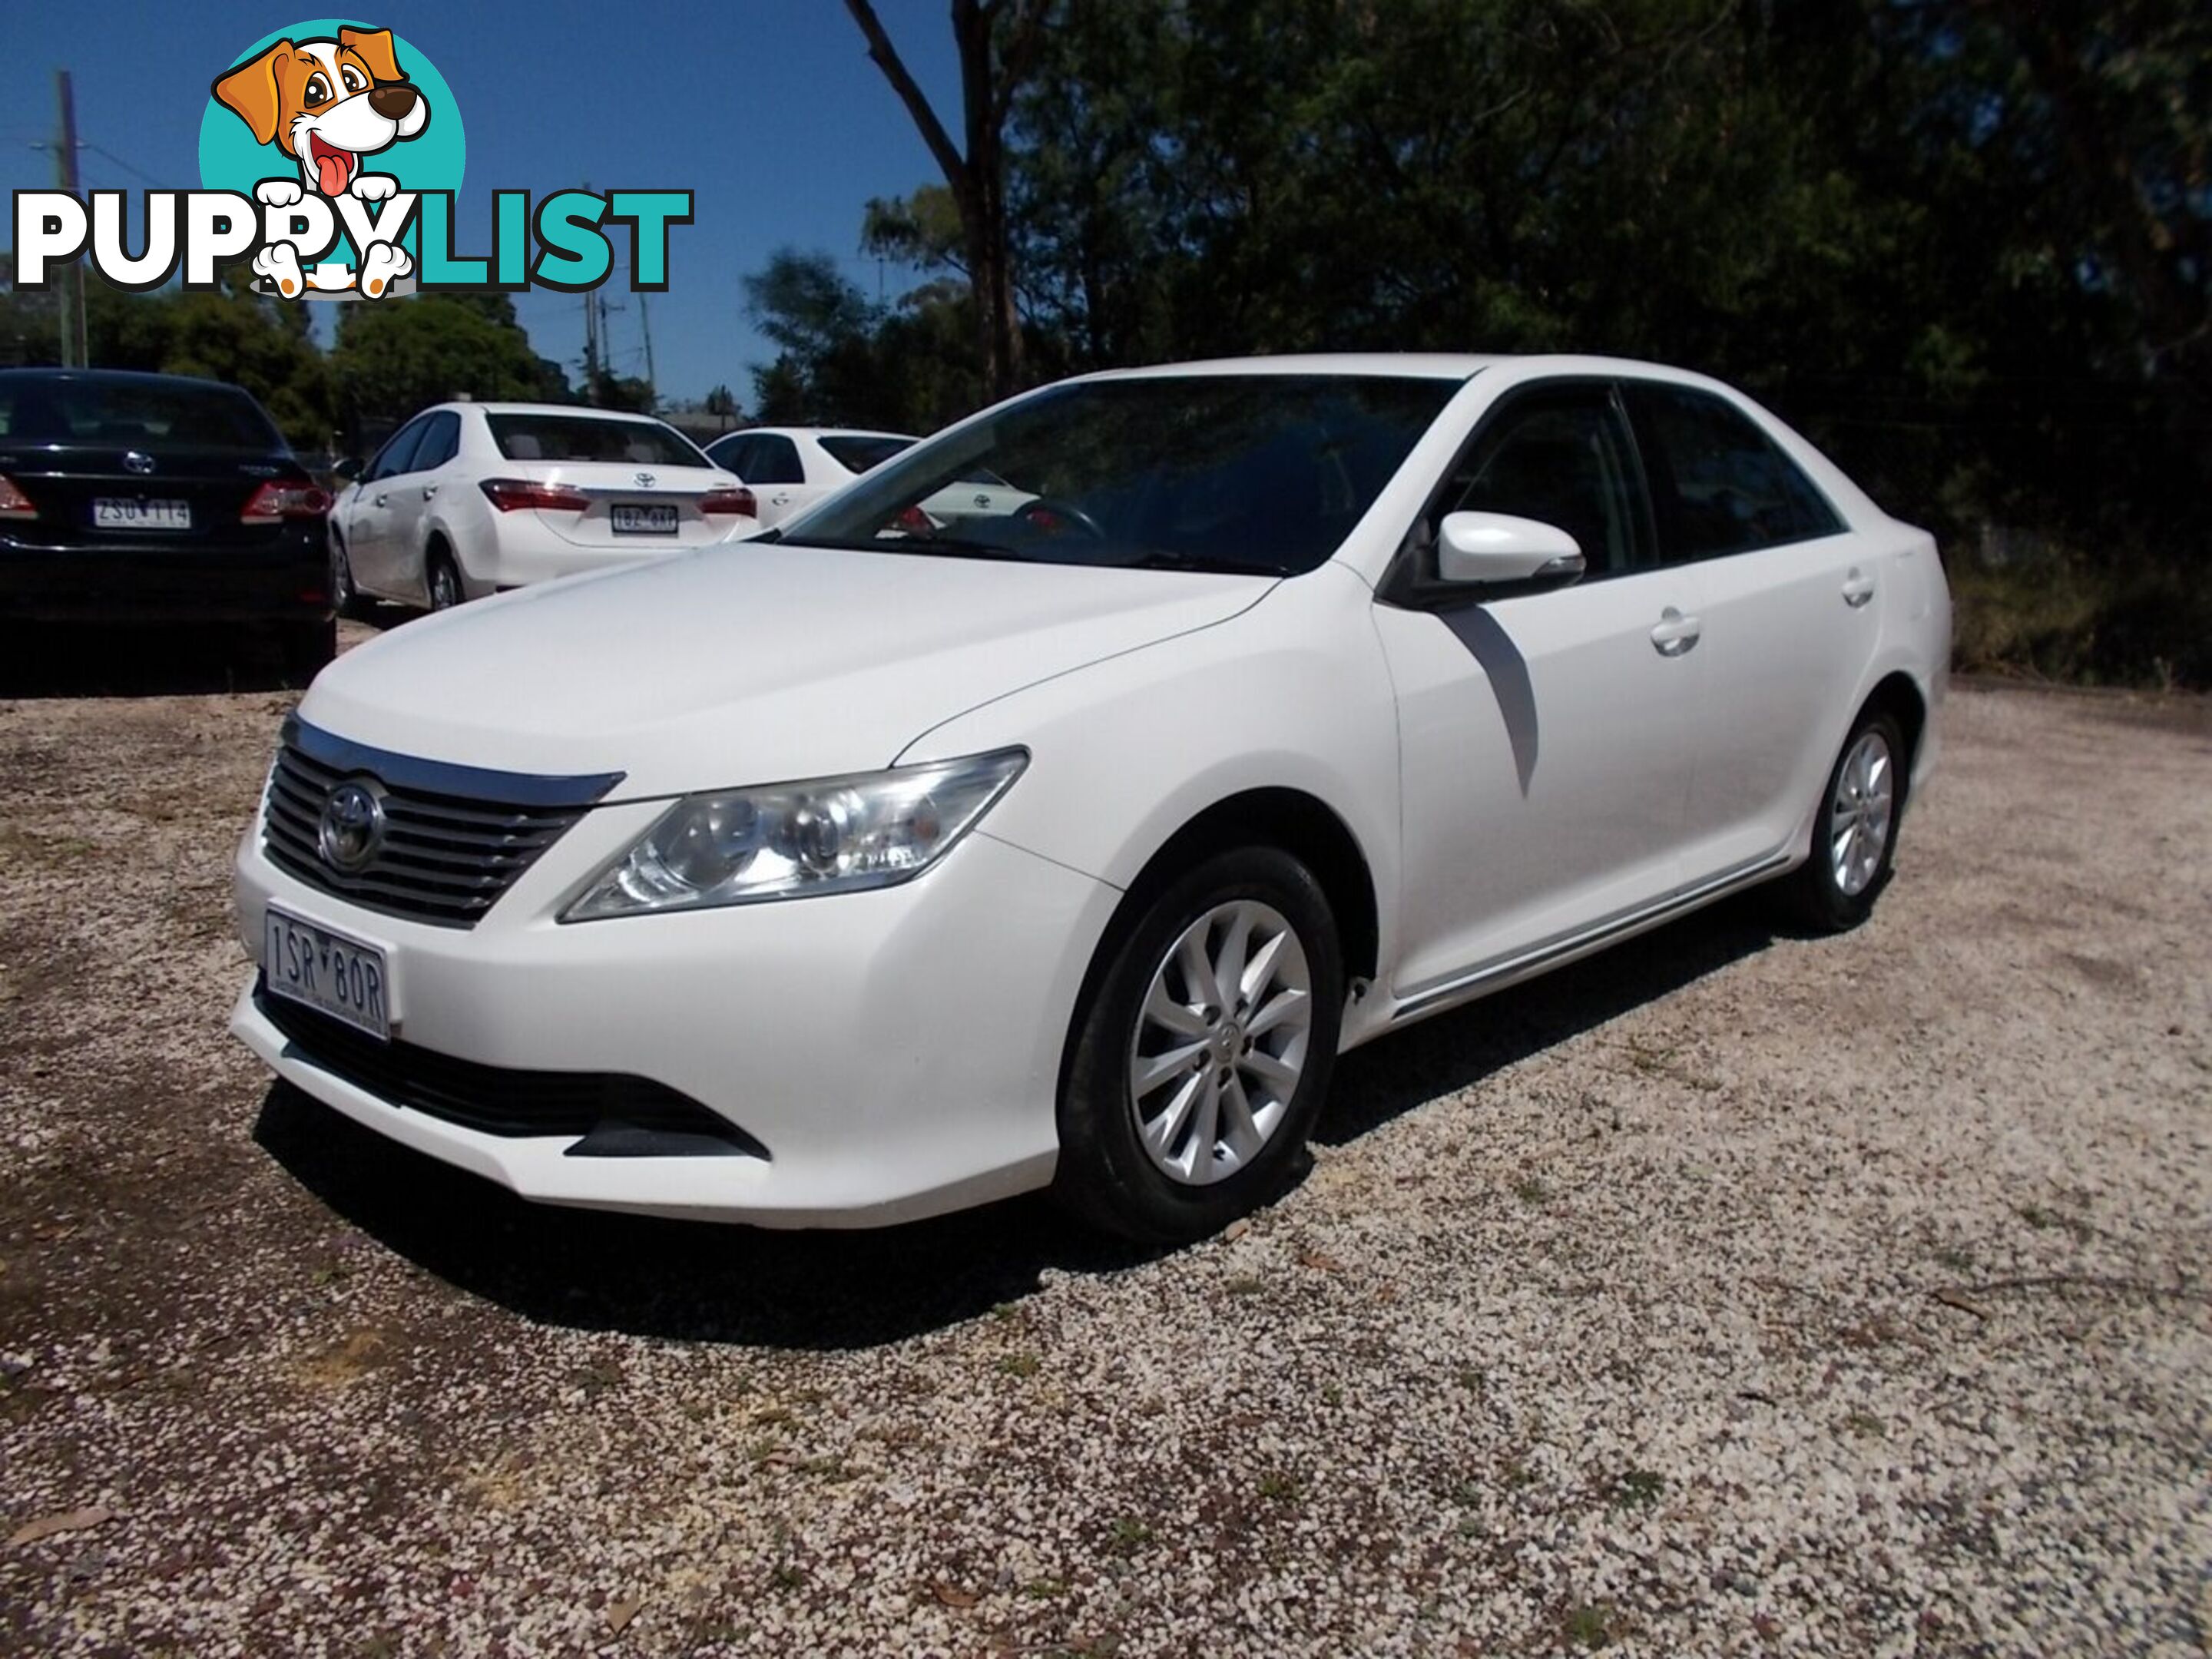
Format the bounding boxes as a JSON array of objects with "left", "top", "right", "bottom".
[
  {"left": 94, "top": 498, "right": 190, "bottom": 530},
  {"left": 611, "top": 503, "right": 678, "bottom": 535},
  {"left": 264, "top": 906, "right": 390, "bottom": 1041}
]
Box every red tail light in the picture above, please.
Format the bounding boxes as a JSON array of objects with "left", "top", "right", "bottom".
[
  {"left": 0, "top": 475, "right": 35, "bottom": 520},
  {"left": 481, "top": 478, "right": 591, "bottom": 513},
  {"left": 699, "top": 485, "right": 758, "bottom": 517},
  {"left": 892, "top": 504, "right": 935, "bottom": 536},
  {"left": 241, "top": 481, "right": 330, "bottom": 522}
]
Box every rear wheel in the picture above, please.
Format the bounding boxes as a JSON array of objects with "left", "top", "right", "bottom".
[
  {"left": 1055, "top": 846, "right": 1343, "bottom": 1243},
  {"left": 1784, "top": 710, "right": 1905, "bottom": 932},
  {"left": 329, "top": 531, "right": 370, "bottom": 621},
  {"left": 426, "top": 546, "right": 463, "bottom": 612}
]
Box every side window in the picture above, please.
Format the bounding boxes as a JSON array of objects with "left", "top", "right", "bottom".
[
  {"left": 1436, "top": 387, "right": 1646, "bottom": 578},
  {"left": 366, "top": 419, "right": 426, "bottom": 482},
  {"left": 410, "top": 411, "right": 461, "bottom": 472},
  {"left": 747, "top": 434, "right": 804, "bottom": 485},
  {"left": 708, "top": 435, "right": 751, "bottom": 477},
  {"left": 1625, "top": 383, "right": 1843, "bottom": 561}
]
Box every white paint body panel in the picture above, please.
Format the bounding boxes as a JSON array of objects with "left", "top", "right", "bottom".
[{"left": 237, "top": 353, "right": 1951, "bottom": 1225}]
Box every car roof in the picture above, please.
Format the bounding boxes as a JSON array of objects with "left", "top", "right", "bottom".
[
  {"left": 0, "top": 366, "right": 255, "bottom": 394},
  {"left": 452, "top": 402, "right": 679, "bottom": 422},
  {"left": 1081, "top": 351, "right": 1717, "bottom": 385},
  {"left": 726, "top": 426, "right": 920, "bottom": 443}
]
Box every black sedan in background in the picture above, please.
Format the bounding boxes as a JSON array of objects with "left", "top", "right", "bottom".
[{"left": 0, "top": 369, "right": 335, "bottom": 674}]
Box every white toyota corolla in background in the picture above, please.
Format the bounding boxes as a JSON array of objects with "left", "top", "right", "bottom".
[
  {"left": 234, "top": 354, "right": 1949, "bottom": 1242},
  {"left": 328, "top": 402, "right": 758, "bottom": 613}
]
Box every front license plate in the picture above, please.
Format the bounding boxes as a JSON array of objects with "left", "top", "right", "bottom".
[
  {"left": 263, "top": 906, "right": 390, "bottom": 1041},
  {"left": 611, "top": 503, "right": 678, "bottom": 535},
  {"left": 94, "top": 497, "right": 191, "bottom": 530}
]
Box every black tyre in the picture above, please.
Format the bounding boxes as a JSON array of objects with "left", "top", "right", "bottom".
[
  {"left": 329, "top": 531, "right": 371, "bottom": 621},
  {"left": 426, "top": 546, "right": 463, "bottom": 612},
  {"left": 1055, "top": 846, "right": 1343, "bottom": 1243},
  {"left": 1783, "top": 709, "right": 1906, "bottom": 932}
]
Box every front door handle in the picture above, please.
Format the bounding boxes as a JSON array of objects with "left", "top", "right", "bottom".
[
  {"left": 1842, "top": 568, "right": 1876, "bottom": 608},
  {"left": 1650, "top": 607, "right": 1702, "bottom": 657}
]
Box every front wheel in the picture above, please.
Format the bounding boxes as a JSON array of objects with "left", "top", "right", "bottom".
[
  {"left": 1055, "top": 846, "right": 1343, "bottom": 1243},
  {"left": 1783, "top": 710, "right": 1906, "bottom": 932}
]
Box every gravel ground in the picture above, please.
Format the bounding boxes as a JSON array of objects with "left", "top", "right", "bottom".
[{"left": 2, "top": 626, "right": 2207, "bottom": 1657}]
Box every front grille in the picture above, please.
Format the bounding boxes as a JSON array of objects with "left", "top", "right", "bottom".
[
  {"left": 257, "top": 985, "right": 769, "bottom": 1158},
  {"left": 261, "top": 720, "right": 616, "bottom": 928}
]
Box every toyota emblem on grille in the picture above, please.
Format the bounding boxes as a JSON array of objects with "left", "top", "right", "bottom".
[
  {"left": 634, "top": 471, "right": 656, "bottom": 488},
  {"left": 123, "top": 450, "right": 156, "bottom": 475},
  {"left": 318, "top": 781, "right": 386, "bottom": 874}
]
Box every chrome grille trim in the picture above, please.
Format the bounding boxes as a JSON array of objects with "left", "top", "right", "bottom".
[{"left": 261, "top": 717, "right": 624, "bottom": 928}]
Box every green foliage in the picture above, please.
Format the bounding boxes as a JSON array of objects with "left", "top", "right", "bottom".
[
  {"left": 749, "top": 0, "right": 2207, "bottom": 684},
  {"left": 331, "top": 295, "right": 571, "bottom": 437}
]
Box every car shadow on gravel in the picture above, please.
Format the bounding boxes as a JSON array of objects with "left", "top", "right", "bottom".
[
  {"left": 252, "top": 892, "right": 1783, "bottom": 1351},
  {"left": 252, "top": 1084, "right": 1157, "bottom": 1352},
  {"left": 0, "top": 623, "right": 313, "bottom": 696},
  {"left": 1317, "top": 890, "right": 1783, "bottom": 1145}
]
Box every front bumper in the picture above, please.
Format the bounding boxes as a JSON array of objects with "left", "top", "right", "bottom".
[
  {"left": 230, "top": 796, "right": 1121, "bottom": 1227},
  {"left": 0, "top": 534, "right": 330, "bottom": 623}
]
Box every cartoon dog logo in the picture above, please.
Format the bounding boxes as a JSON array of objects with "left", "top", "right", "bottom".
[{"left": 211, "top": 26, "right": 427, "bottom": 296}]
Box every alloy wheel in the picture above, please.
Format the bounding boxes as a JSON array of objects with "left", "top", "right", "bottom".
[
  {"left": 1830, "top": 730, "right": 1894, "bottom": 896},
  {"left": 429, "top": 560, "right": 460, "bottom": 611},
  {"left": 1127, "top": 899, "right": 1313, "bottom": 1186}
]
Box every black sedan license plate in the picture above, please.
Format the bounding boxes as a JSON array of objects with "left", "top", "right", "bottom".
[
  {"left": 611, "top": 503, "right": 678, "bottom": 535},
  {"left": 264, "top": 906, "right": 390, "bottom": 1041},
  {"left": 94, "top": 497, "right": 191, "bottom": 530}
]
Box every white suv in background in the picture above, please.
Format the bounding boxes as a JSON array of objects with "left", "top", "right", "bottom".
[{"left": 329, "top": 403, "right": 758, "bottom": 612}]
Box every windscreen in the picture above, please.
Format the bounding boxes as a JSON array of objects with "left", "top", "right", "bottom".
[
  {"left": 781, "top": 374, "right": 1459, "bottom": 576},
  {"left": 0, "top": 376, "right": 284, "bottom": 452},
  {"left": 487, "top": 414, "right": 710, "bottom": 467}
]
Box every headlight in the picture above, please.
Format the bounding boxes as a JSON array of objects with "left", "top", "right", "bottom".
[{"left": 561, "top": 748, "right": 1028, "bottom": 920}]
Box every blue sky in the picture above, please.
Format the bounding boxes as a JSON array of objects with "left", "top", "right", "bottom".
[{"left": 1, "top": 1, "right": 965, "bottom": 406}]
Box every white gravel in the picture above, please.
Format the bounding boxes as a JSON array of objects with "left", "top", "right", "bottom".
[{"left": 1, "top": 652, "right": 2207, "bottom": 1656}]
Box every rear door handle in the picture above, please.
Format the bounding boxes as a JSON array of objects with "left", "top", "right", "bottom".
[
  {"left": 1650, "top": 607, "right": 1702, "bottom": 657},
  {"left": 372, "top": 492, "right": 388, "bottom": 508},
  {"left": 1842, "top": 569, "right": 1876, "bottom": 608},
  {"left": 422, "top": 485, "right": 437, "bottom": 501}
]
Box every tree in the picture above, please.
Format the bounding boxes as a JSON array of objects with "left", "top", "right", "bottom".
[
  {"left": 330, "top": 295, "right": 570, "bottom": 440},
  {"left": 843, "top": 0, "right": 1051, "bottom": 400}
]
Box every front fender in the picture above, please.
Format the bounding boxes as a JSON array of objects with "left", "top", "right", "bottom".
[{"left": 896, "top": 563, "right": 1404, "bottom": 988}]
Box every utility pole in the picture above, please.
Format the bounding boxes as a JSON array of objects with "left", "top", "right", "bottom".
[
  {"left": 582, "top": 290, "right": 600, "bottom": 405},
  {"left": 54, "top": 71, "right": 88, "bottom": 368},
  {"left": 637, "top": 288, "right": 655, "bottom": 407}
]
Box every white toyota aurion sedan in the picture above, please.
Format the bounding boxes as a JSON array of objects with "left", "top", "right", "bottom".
[
  {"left": 327, "top": 402, "right": 758, "bottom": 613},
  {"left": 233, "top": 355, "right": 1949, "bottom": 1242}
]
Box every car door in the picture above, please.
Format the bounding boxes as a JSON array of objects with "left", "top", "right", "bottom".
[
  {"left": 342, "top": 416, "right": 428, "bottom": 598},
  {"left": 389, "top": 409, "right": 461, "bottom": 601},
  {"left": 1371, "top": 382, "right": 1706, "bottom": 1002},
  {"left": 743, "top": 433, "right": 810, "bottom": 525},
  {"left": 1621, "top": 380, "right": 1872, "bottom": 883}
]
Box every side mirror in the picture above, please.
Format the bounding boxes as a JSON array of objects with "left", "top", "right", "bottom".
[
  {"left": 1435, "top": 511, "right": 1585, "bottom": 588},
  {"left": 332, "top": 455, "right": 364, "bottom": 481}
]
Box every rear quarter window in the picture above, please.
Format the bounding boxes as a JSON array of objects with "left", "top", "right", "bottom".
[{"left": 1626, "top": 382, "right": 1843, "bottom": 561}]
